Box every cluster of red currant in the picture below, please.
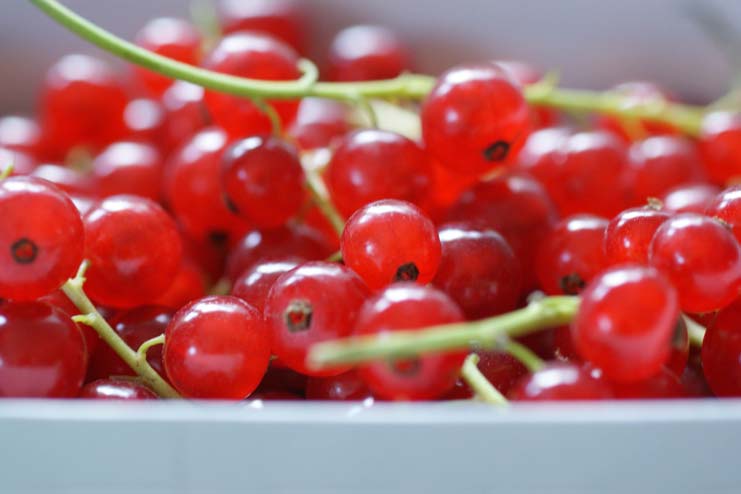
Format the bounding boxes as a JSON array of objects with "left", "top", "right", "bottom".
[{"left": 1, "top": 0, "right": 740, "bottom": 404}]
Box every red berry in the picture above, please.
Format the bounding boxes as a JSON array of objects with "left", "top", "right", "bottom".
[
  {"left": 596, "top": 81, "right": 677, "bottom": 141},
  {"left": 164, "top": 127, "right": 250, "bottom": 243},
  {"left": 38, "top": 289, "right": 99, "bottom": 357},
  {"left": 0, "top": 177, "right": 84, "bottom": 300},
  {"left": 433, "top": 224, "right": 521, "bottom": 319},
  {"left": 327, "top": 25, "right": 410, "bottom": 81},
  {"left": 161, "top": 81, "right": 209, "bottom": 150},
  {"left": 287, "top": 98, "right": 351, "bottom": 150},
  {"left": 701, "top": 299, "right": 741, "bottom": 396},
  {"left": 217, "top": 0, "right": 306, "bottom": 53},
  {"left": 603, "top": 206, "right": 671, "bottom": 266},
  {"left": 0, "top": 301, "right": 87, "bottom": 397},
  {"left": 667, "top": 317, "right": 690, "bottom": 376},
  {"left": 444, "top": 350, "right": 527, "bottom": 399},
  {"left": 650, "top": 213, "right": 741, "bottom": 313},
  {"left": 92, "top": 141, "right": 163, "bottom": 201},
  {"left": 231, "top": 258, "right": 300, "bottom": 313},
  {"left": 572, "top": 265, "right": 679, "bottom": 382},
  {"left": 123, "top": 98, "right": 168, "bottom": 147},
  {"left": 133, "top": 18, "right": 202, "bottom": 96},
  {"left": 87, "top": 306, "right": 171, "bottom": 381},
  {"left": 153, "top": 259, "right": 206, "bottom": 310},
  {"left": 446, "top": 171, "right": 559, "bottom": 290},
  {"left": 326, "top": 129, "right": 432, "bottom": 217},
  {"left": 535, "top": 214, "right": 608, "bottom": 295},
  {"left": 422, "top": 63, "right": 530, "bottom": 175},
  {"left": 1, "top": 147, "right": 37, "bottom": 176},
  {"left": 29, "top": 164, "right": 92, "bottom": 196},
  {"left": 83, "top": 195, "right": 183, "bottom": 308},
  {"left": 509, "top": 363, "right": 612, "bottom": 401},
  {"left": 699, "top": 111, "right": 741, "bottom": 184},
  {"left": 607, "top": 366, "right": 685, "bottom": 399},
  {"left": 80, "top": 378, "right": 157, "bottom": 400},
  {"left": 705, "top": 185, "right": 741, "bottom": 244},
  {"left": 203, "top": 32, "right": 300, "bottom": 137},
  {"left": 222, "top": 136, "right": 306, "bottom": 227},
  {"left": 40, "top": 54, "right": 127, "bottom": 156},
  {"left": 226, "top": 223, "right": 332, "bottom": 281},
  {"left": 354, "top": 283, "right": 466, "bottom": 401},
  {"left": 495, "top": 60, "right": 559, "bottom": 128},
  {"left": 660, "top": 183, "right": 720, "bottom": 214},
  {"left": 306, "top": 370, "right": 372, "bottom": 401},
  {"left": 342, "top": 199, "right": 441, "bottom": 290},
  {"left": 265, "top": 261, "right": 369, "bottom": 376},
  {"left": 164, "top": 295, "right": 271, "bottom": 399},
  {"left": 625, "top": 136, "right": 705, "bottom": 202},
  {"left": 0, "top": 116, "right": 44, "bottom": 158}
]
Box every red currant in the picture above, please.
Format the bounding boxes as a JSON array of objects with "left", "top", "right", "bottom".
[
  {"left": 603, "top": 206, "right": 671, "bottom": 266},
  {"left": 123, "top": 98, "right": 167, "bottom": 148},
  {"left": 161, "top": 81, "right": 209, "bottom": 150},
  {"left": 231, "top": 258, "right": 300, "bottom": 313},
  {"left": 327, "top": 25, "right": 410, "bottom": 81},
  {"left": 0, "top": 116, "right": 44, "bottom": 158},
  {"left": 705, "top": 185, "right": 741, "bottom": 244},
  {"left": 153, "top": 259, "right": 206, "bottom": 310},
  {"left": 495, "top": 60, "right": 559, "bottom": 128},
  {"left": 596, "top": 81, "right": 677, "bottom": 141},
  {"left": 80, "top": 378, "right": 157, "bottom": 400},
  {"left": 444, "top": 350, "right": 527, "bottom": 399},
  {"left": 217, "top": 0, "right": 306, "bottom": 53},
  {"left": 701, "top": 299, "right": 741, "bottom": 396},
  {"left": 607, "top": 366, "right": 685, "bottom": 399},
  {"left": 699, "top": 111, "right": 741, "bottom": 184},
  {"left": 29, "top": 164, "right": 92, "bottom": 196},
  {"left": 287, "top": 98, "right": 351, "bottom": 150},
  {"left": 92, "top": 141, "right": 163, "bottom": 201},
  {"left": 660, "top": 183, "right": 720, "bottom": 214},
  {"left": 306, "top": 370, "right": 372, "bottom": 401},
  {"left": 509, "top": 363, "right": 612, "bottom": 401}
]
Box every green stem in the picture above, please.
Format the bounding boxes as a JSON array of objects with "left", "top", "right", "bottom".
[
  {"left": 325, "top": 250, "right": 343, "bottom": 262},
  {"left": 305, "top": 169, "right": 345, "bottom": 236},
  {"left": 62, "top": 262, "right": 180, "bottom": 398},
  {"left": 460, "top": 354, "right": 508, "bottom": 406},
  {"left": 30, "top": 0, "right": 707, "bottom": 135},
  {"left": 683, "top": 314, "right": 707, "bottom": 348},
  {"left": 137, "top": 334, "right": 165, "bottom": 360},
  {"left": 308, "top": 296, "right": 579, "bottom": 368},
  {"left": 502, "top": 339, "right": 545, "bottom": 372},
  {"left": 0, "top": 161, "right": 13, "bottom": 180}
]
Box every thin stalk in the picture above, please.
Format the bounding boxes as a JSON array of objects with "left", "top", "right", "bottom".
[{"left": 460, "top": 354, "right": 508, "bottom": 406}]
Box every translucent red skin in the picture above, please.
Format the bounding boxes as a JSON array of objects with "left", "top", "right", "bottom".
[
  {"left": 667, "top": 318, "right": 690, "bottom": 377},
  {"left": 225, "top": 224, "right": 332, "bottom": 281},
  {"left": 341, "top": 199, "right": 441, "bottom": 290},
  {"left": 133, "top": 17, "right": 202, "bottom": 97},
  {"left": 607, "top": 367, "right": 686, "bottom": 399},
  {"left": 625, "top": 136, "right": 706, "bottom": 203},
  {"left": 83, "top": 195, "right": 183, "bottom": 308},
  {"left": 164, "top": 127, "right": 251, "bottom": 243},
  {"left": 306, "top": 370, "right": 373, "bottom": 401},
  {"left": 326, "top": 25, "right": 410, "bottom": 82},
  {"left": 164, "top": 295, "right": 271, "bottom": 399},
  {"left": 444, "top": 351, "right": 527, "bottom": 399},
  {"left": 38, "top": 289, "right": 99, "bottom": 358},
  {"left": 202, "top": 32, "right": 300, "bottom": 138},
  {"left": 596, "top": 81, "right": 677, "bottom": 142},
  {"left": 495, "top": 60, "right": 559, "bottom": 129},
  {"left": 0, "top": 116, "right": 44, "bottom": 158},
  {"left": 649, "top": 213, "right": 741, "bottom": 313},
  {"left": 153, "top": 259, "right": 206, "bottom": 310},
  {"left": 572, "top": 265, "right": 679, "bottom": 382},
  {"left": 222, "top": 136, "right": 306, "bottom": 227},
  {"left": 326, "top": 129, "right": 433, "bottom": 217},
  {"left": 701, "top": 299, "right": 741, "bottom": 396},
  {"left": 217, "top": 0, "right": 306, "bottom": 53},
  {"left": 287, "top": 98, "right": 351, "bottom": 150},
  {"left": 29, "top": 165, "right": 93, "bottom": 196},
  {"left": 160, "top": 81, "right": 209, "bottom": 152},
  {"left": 2, "top": 147, "right": 37, "bottom": 177},
  {"left": 445, "top": 171, "right": 559, "bottom": 290},
  {"left": 699, "top": 111, "right": 741, "bottom": 185},
  {"left": 123, "top": 99, "right": 168, "bottom": 149},
  {"left": 603, "top": 206, "right": 671, "bottom": 266},
  {"left": 265, "top": 261, "right": 370, "bottom": 376},
  {"left": 92, "top": 141, "right": 163, "bottom": 201},
  {"left": 422, "top": 63, "right": 531, "bottom": 176},
  {"left": 80, "top": 379, "right": 157, "bottom": 400},
  {"left": 0, "top": 301, "right": 87, "bottom": 398},
  {"left": 432, "top": 224, "right": 522, "bottom": 319},
  {"left": 231, "top": 258, "right": 300, "bottom": 313},
  {"left": 508, "top": 363, "right": 613, "bottom": 401},
  {"left": 0, "top": 177, "right": 84, "bottom": 300},
  {"left": 39, "top": 54, "right": 128, "bottom": 157},
  {"left": 535, "top": 214, "right": 608, "bottom": 295},
  {"left": 705, "top": 185, "right": 741, "bottom": 244},
  {"left": 660, "top": 183, "right": 721, "bottom": 214},
  {"left": 354, "top": 283, "right": 466, "bottom": 401},
  {"left": 86, "top": 306, "right": 172, "bottom": 381}
]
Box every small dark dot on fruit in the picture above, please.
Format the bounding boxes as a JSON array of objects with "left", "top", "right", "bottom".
[
  {"left": 394, "top": 262, "right": 420, "bottom": 282},
  {"left": 560, "top": 273, "right": 586, "bottom": 295},
  {"left": 388, "top": 357, "right": 422, "bottom": 376},
  {"left": 482, "top": 140, "right": 510, "bottom": 162},
  {"left": 208, "top": 230, "right": 229, "bottom": 247},
  {"left": 11, "top": 238, "right": 38, "bottom": 264},
  {"left": 224, "top": 195, "right": 240, "bottom": 214},
  {"left": 284, "top": 299, "right": 313, "bottom": 333}
]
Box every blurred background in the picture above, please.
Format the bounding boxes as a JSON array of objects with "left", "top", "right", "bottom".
[{"left": 2, "top": 0, "right": 741, "bottom": 112}]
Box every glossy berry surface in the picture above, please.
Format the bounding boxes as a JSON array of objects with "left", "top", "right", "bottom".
[
  {"left": 92, "top": 141, "right": 163, "bottom": 201},
  {"left": 660, "top": 183, "right": 720, "bottom": 214},
  {"left": 445, "top": 350, "right": 527, "bottom": 399},
  {"left": 222, "top": 136, "right": 305, "bottom": 227},
  {"left": 699, "top": 111, "right": 741, "bottom": 184},
  {"left": 702, "top": 299, "right": 741, "bottom": 396},
  {"left": 265, "top": 261, "right": 369, "bottom": 376},
  {"left": 0, "top": 177, "right": 84, "bottom": 300},
  {"left": 433, "top": 224, "right": 522, "bottom": 319},
  {"left": 0, "top": 301, "right": 87, "bottom": 397},
  {"left": 327, "top": 25, "right": 410, "bottom": 81},
  {"left": 354, "top": 283, "right": 466, "bottom": 401},
  {"left": 80, "top": 379, "right": 157, "bottom": 400},
  {"left": 29, "top": 164, "right": 91, "bottom": 196},
  {"left": 160, "top": 81, "right": 209, "bottom": 150},
  {"left": 163, "top": 295, "right": 271, "bottom": 399},
  {"left": 603, "top": 206, "right": 671, "bottom": 266},
  {"left": 326, "top": 129, "right": 432, "bottom": 217},
  {"left": 607, "top": 366, "right": 685, "bottom": 399},
  {"left": 596, "top": 81, "right": 676, "bottom": 141},
  {"left": 572, "top": 265, "right": 679, "bottom": 382},
  {"left": 217, "top": 0, "right": 305, "bottom": 53},
  {"left": 287, "top": 98, "right": 350, "bottom": 150},
  {"left": 203, "top": 32, "right": 300, "bottom": 137},
  {"left": 649, "top": 213, "right": 741, "bottom": 313},
  {"left": 306, "top": 370, "right": 372, "bottom": 401},
  {"left": 133, "top": 17, "right": 202, "bottom": 96},
  {"left": 509, "top": 363, "right": 612, "bottom": 401},
  {"left": 341, "top": 199, "right": 441, "bottom": 290},
  {"left": 83, "top": 195, "right": 183, "bottom": 308},
  {"left": 535, "top": 214, "right": 608, "bottom": 295},
  {"left": 705, "top": 185, "right": 741, "bottom": 244},
  {"left": 422, "top": 63, "right": 530, "bottom": 175},
  {"left": 123, "top": 98, "right": 167, "bottom": 148},
  {"left": 231, "top": 258, "right": 300, "bottom": 313},
  {"left": 153, "top": 259, "right": 206, "bottom": 310},
  {"left": 0, "top": 116, "right": 44, "bottom": 157}
]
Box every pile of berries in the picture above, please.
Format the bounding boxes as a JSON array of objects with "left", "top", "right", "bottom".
[{"left": 3, "top": 0, "right": 741, "bottom": 403}]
